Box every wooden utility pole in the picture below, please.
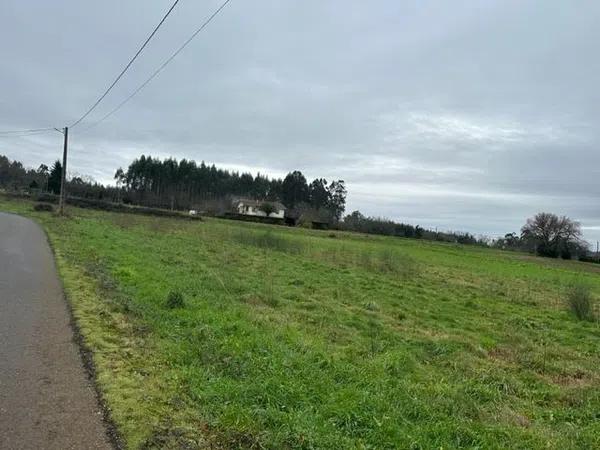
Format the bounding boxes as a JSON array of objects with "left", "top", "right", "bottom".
[{"left": 59, "top": 126, "right": 68, "bottom": 215}]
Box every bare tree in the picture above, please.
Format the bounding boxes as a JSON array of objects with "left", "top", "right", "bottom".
[{"left": 521, "top": 212, "right": 582, "bottom": 258}]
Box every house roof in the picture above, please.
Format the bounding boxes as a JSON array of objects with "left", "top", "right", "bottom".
[{"left": 233, "top": 198, "right": 285, "bottom": 210}]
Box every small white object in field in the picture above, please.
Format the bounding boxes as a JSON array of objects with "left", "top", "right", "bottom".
[{"left": 189, "top": 210, "right": 197, "bottom": 216}]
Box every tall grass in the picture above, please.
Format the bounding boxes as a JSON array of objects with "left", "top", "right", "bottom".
[
  {"left": 346, "top": 246, "right": 419, "bottom": 278},
  {"left": 262, "top": 268, "right": 278, "bottom": 307},
  {"left": 231, "top": 228, "right": 419, "bottom": 278},
  {"left": 232, "top": 229, "right": 305, "bottom": 254},
  {"left": 566, "top": 283, "right": 596, "bottom": 321},
  {"left": 370, "top": 247, "right": 418, "bottom": 277}
]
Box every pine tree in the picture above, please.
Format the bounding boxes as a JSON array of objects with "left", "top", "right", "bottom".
[{"left": 47, "top": 160, "right": 62, "bottom": 194}]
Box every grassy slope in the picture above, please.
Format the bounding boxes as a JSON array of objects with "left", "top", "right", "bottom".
[{"left": 2, "top": 197, "right": 600, "bottom": 449}]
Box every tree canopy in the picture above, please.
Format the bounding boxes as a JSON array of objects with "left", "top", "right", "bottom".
[
  {"left": 521, "top": 212, "right": 583, "bottom": 258},
  {"left": 0, "top": 155, "right": 52, "bottom": 191},
  {"left": 116, "top": 155, "right": 347, "bottom": 220},
  {"left": 48, "top": 160, "right": 62, "bottom": 195}
]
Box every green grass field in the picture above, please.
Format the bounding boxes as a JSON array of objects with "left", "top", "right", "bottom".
[{"left": 2, "top": 196, "right": 600, "bottom": 449}]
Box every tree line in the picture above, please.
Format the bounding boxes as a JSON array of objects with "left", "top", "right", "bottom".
[
  {"left": 115, "top": 155, "right": 347, "bottom": 220},
  {"left": 0, "top": 155, "right": 54, "bottom": 192},
  {"left": 341, "top": 211, "right": 486, "bottom": 245},
  {"left": 342, "top": 210, "right": 592, "bottom": 260},
  {"left": 0, "top": 155, "right": 107, "bottom": 198},
  {"left": 1, "top": 153, "right": 347, "bottom": 220},
  {"left": 493, "top": 212, "right": 589, "bottom": 259},
  {"left": 0, "top": 153, "right": 594, "bottom": 261}
]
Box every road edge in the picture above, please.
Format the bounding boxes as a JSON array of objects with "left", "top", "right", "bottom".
[{"left": 37, "top": 218, "right": 125, "bottom": 450}]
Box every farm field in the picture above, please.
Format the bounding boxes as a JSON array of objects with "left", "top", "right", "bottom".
[{"left": 1, "top": 196, "right": 599, "bottom": 449}]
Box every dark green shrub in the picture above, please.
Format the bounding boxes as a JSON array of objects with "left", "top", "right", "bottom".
[
  {"left": 165, "top": 290, "right": 185, "bottom": 309},
  {"left": 33, "top": 202, "right": 54, "bottom": 212},
  {"left": 258, "top": 202, "right": 277, "bottom": 217},
  {"left": 566, "top": 284, "right": 595, "bottom": 321}
]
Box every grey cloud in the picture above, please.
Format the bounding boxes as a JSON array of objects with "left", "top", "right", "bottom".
[{"left": 1, "top": 0, "right": 600, "bottom": 242}]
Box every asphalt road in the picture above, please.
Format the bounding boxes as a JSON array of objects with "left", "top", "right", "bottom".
[{"left": 0, "top": 212, "right": 112, "bottom": 450}]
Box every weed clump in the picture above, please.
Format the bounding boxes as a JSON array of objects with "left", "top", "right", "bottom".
[
  {"left": 566, "top": 283, "right": 595, "bottom": 321},
  {"left": 33, "top": 202, "right": 54, "bottom": 212},
  {"left": 364, "top": 301, "right": 379, "bottom": 312},
  {"left": 465, "top": 300, "right": 477, "bottom": 309},
  {"left": 262, "top": 272, "right": 279, "bottom": 307},
  {"left": 233, "top": 230, "right": 304, "bottom": 254},
  {"left": 353, "top": 247, "right": 419, "bottom": 278},
  {"left": 376, "top": 248, "right": 397, "bottom": 272},
  {"left": 165, "top": 290, "right": 185, "bottom": 309}
]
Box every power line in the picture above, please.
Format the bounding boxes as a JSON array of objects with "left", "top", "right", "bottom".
[
  {"left": 69, "top": 0, "right": 181, "bottom": 128},
  {"left": 0, "top": 133, "right": 45, "bottom": 139},
  {"left": 0, "top": 130, "right": 57, "bottom": 139},
  {"left": 0, "top": 127, "right": 68, "bottom": 140},
  {"left": 0, "top": 127, "right": 55, "bottom": 135},
  {"left": 0, "top": 131, "right": 48, "bottom": 141},
  {"left": 80, "top": 0, "right": 232, "bottom": 133},
  {"left": 2, "top": 0, "right": 181, "bottom": 135}
]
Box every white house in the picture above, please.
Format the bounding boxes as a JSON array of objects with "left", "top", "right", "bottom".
[{"left": 234, "top": 199, "right": 285, "bottom": 219}]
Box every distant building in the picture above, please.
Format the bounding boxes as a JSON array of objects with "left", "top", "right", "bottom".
[{"left": 234, "top": 198, "right": 285, "bottom": 219}]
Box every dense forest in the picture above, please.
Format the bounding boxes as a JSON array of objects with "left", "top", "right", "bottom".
[{"left": 115, "top": 155, "right": 347, "bottom": 220}]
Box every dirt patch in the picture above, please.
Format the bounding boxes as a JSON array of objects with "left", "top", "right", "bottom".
[
  {"left": 487, "top": 346, "right": 516, "bottom": 365},
  {"left": 549, "top": 369, "right": 594, "bottom": 388}
]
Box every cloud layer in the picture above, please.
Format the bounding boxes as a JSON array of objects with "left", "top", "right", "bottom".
[{"left": 1, "top": 0, "right": 599, "bottom": 242}]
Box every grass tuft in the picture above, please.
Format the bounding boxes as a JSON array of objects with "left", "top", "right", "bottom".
[
  {"left": 165, "top": 290, "right": 185, "bottom": 309},
  {"left": 233, "top": 229, "right": 305, "bottom": 254},
  {"left": 363, "top": 301, "right": 379, "bottom": 311},
  {"left": 566, "top": 283, "right": 596, "bottom": 321},
  {"left": 33, "top": 202, "right": 54, "bottom": 212}
]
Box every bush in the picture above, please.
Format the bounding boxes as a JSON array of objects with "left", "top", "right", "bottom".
[
  {"left": 566, "top": 284, "right": 595, "bottom": 321},
  {"left": 165, "top": 290, "right": 185, "bottom": 309},
  {"left": 33, "top": 203, "right": 54, "bottom": 212},
  {"left": 29, "top": 192, "right": 201, "bottom": 220},
  {"left": 258, "top": 202, "right": 277, "bottom": 217}
]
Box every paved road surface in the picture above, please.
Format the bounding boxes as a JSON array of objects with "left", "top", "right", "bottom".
[{"left": 0, "top": 212, "right": 112, "bottom": 449}]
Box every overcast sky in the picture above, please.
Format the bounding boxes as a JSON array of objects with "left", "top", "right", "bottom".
[{"left": 1, "top": 0, "right": 599, "bottom": 242}]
